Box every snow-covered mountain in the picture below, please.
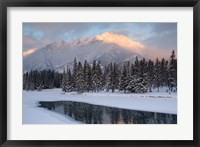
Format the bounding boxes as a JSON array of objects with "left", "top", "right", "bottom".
[{"left": 23, "top": 32, "right": 145, "bottom": 72}]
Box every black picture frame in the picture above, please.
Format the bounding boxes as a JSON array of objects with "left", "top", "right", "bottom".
[{"left": 0, "top": 0, "right": 199, "bottom": 146}]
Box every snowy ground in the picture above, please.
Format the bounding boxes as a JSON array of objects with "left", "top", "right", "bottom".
[{"left": 23, "top": 88, "right": 177, "bottom": 124}]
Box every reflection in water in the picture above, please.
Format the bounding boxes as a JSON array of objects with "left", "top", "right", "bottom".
[{"left": 38, "top": 101, "right": 177, "bottom": 124}]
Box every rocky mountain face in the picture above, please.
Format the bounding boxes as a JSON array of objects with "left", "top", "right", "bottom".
[{"left": 23, "top": 32, "right": 145, "bottom": 72}]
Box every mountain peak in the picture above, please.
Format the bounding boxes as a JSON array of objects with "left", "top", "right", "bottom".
[
  {"left": 23, "top": 48, "right": 38, "bottom": 57},
  {"left": 95, "top": 32, "right": 126, "bottom": 41},
  {"left": 60, "top": 40, "right": 66, "bottom": 44},
  {"left": 95, "top": 32, "right": 145, "bottom": 52},
  {"left": 23, "top": 32, "right": 145, "bottom": 72}
]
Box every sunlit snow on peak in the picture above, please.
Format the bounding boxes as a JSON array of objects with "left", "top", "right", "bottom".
[
  {"left": 23, "top": 48, "right": 38, "bottom": 57},
  {"left": 95, "top": 32, "right": 145, "bottom": 53}
]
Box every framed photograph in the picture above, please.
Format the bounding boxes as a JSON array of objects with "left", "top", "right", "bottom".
[{"left": 0, "top": 0, "right": 199, "bottom": 146}]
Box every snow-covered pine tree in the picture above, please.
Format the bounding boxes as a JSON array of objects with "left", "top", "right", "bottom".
[
  {"left": 125, "top": 61, "right": 131, "bottom": 90},
  {"left": 154, "top": 58, "right": 161, "bottom": 92},
  {"left": 29, "top": 70, "right": 35, "bottom": 90},
  {"left": 126, "top": 74, "right": 137, "bottom": 93},
  {"left": 126, "top": 57, "right": 139, "bottom": 92},
  {"left": 91, "top": 60, "right": 97, "bottom": 92},
  {"left": 147, "top": 59, "right": 154, "bottom": 92},
  {"left": 134, "top": 56, "right": 140, "bottom": 76},
  {"left": 106, "top": 63, "right": 113, "bottom": 92},
  {"left": 111, "top": 63, "right": 118, "bottom": 92},
  {"left": 119, "top": 65, "right": 127, "bottom": 92},
  {"left": 62, "top": 68, "right": 67, "bottom": 92},
  {"left": 127, "top": 76, "right": 148, "bottom": 93},
  {"left": 102, "top": 66, "right": 108, "bottom": 90},
  {"left": 48, "top": 70, "right": 55, "bottom": 89},
  {"left": 138, "top": 58, "right": 148, "bottom": 93},
  {"left": 127, "top": 58, "right": 148, "bottom": 93},
  {"left": 105, "top": 63, "right": 118, "bottom": 92},
  {"left": 91, "top": 60, "right": 103, "bottom": 92},
  {"left": 83, "top": 60, "right": 87, "bottom": 91},
  {"left": 85, "top": 61, "right": 92, "bottom": 92},
  {"left": 130, "top": 63, "right": 135, "bottom": 76},
  {"left": 40, "top": 70, "right": 45, "bottom": 89},
  {"left": 34, "top": 70, "right": 42, "bottom": 91},
  {"left": 43, "top": 70, "right": 48, "bottom": 89},
  {"left": 126, "top": 57, "right": 137, "bottom": 93},
  {"left": 160, "top": 58, "right": 168, "bottom": 87},
  {"left": 95, "top": 62, "right": 103, "bottom": 92},
  {"left": 66, "top": 68, "right": 73, "bottom": 92},
  {"left": 54, "top": 72, "right": 62, "bottom": 88},
  {"left": 23, "top": 72, "right": 29, "bottom": 90},
  {"left": 164, "top": 60, "right": 169, "bottom": 88},
  {"left": 44, "top": 70, "right": 50, "bottom": 89},
  {"left": 168, "top": 50, "right": 177, "bottom": 92},
  {"left": 72, "top": 57, "right": 77, "bottom": 91},
  {"left": 76, "top": 62, "right": 85, "bottom": 93},
  {"left": 33, "top": 70, "right": 38, "bottom": 89}
]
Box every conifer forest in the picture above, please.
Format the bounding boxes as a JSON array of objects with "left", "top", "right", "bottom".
[{"left": 23, "top": 50, "right": 177, "bottom": 94}]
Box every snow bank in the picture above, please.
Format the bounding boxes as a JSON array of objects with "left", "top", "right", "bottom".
[{"left": 23, "top": 88, "right": 177, "bottom": 124}]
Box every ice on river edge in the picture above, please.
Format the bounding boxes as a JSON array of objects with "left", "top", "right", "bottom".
[{"left": 23, "top": 88, "right": 177, "bottom": 124}]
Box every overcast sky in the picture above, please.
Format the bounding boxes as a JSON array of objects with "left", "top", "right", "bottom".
[{"left": 23, "top": 22, "right": 177, "bottom": 58}]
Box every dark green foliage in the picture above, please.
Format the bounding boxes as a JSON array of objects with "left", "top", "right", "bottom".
[
  {"left": 106, "top": 63, "right": 119, "bottom": 92},
  {"left": 154, "top": 58, "right": 161, "bottom": 92},
  {"left": 76, "top": 62, "right": 85, "bottom": 93},
  {"left": 72, "top": 57, "right": 77, "bottom": 91},
  {"left": 23, "top": 69, "right": 58, "bottom": 91},
  {"left": 168, "top": 50, "right": 177, "bottom": 92},
  {"left": 119, "top": 65, "right": 127, "bottom": 92},
  {"left": 23, "top": 51, "right": 177, "bottom": 93},
  {"left": 62, "top": 69, "right": 67, "bottom": 92},
  {"left": 91, "top": 61, "right": 103, "bottom": 92}
]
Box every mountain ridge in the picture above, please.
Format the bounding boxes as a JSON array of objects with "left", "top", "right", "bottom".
[{"left": 23, "top": 32, "right": 145, "bottom": 72}]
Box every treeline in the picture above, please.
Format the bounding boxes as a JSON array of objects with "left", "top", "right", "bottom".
[
  {"left": 23, "top": 70, "right": 62, "bottom": 91},
  {"left": 23, "top": 50, "right": 177, "bottom": 93}
]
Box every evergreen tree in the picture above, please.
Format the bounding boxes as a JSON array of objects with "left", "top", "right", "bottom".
[
  {"left": 35, "top": 71, "right": 42, "bottom": 91},
  {"left": 76, "top": 62, "right": 85, "bottom": 93},
  {"left": 160, "top": 58, "right": 167, "bottom": 87},
  {"left": 23, "top": 69, "right": 63, "bottom": 91},
  {"left": 91, "top": 60, "right": 97, "bottom": 92},
  {"left": 91, "top": 61, "right": 103, "bottom": 92},
  {"left": 127, "top": 58, "right": 148, "bottom": 93},
  {"left": 72, "top": 57, "right": 77, "bottom": 91},
  {"left": 125, "top": 61, "right": 131, "bottom": 91},
  {"left": 147, "top": 59, "right": 154, "bottom": 92},
  {"left": 111, "top": 63, "right": 118, "bottom": 92},
  {"left": 29, "top": 70, "right": 35, "bottom": 90},
  {"left": 95, "top": 62, "right": 103, "bottom": 92},
  {"left": 23, "top": 54, "right": 177, "bottom": 94},
  {"left": 134, "top": 56, "right": 140, "bottom": 77},
  {"left": 85, "top": 61, "right": 92, "bottom": 92},
  {"left": 168, "top": 50, "right": 177, "bottom": 92},
  {"left": 106, "top": 63, "right": 118, "bottom": 92},
  {"left": 154, "top": 58, "right": 161, "bottom": 92},
  {"left": 66, "top": 68, "right": 73, "bottom": 92},
  {"left": 62, "top": 68, "right": 67, "bottom": 92},
  {"left": 139, "top": 58, "right": 148, "bottom": 92},
  {"left": 83, "top": 60, "right": 87, "bottom": 91},
  {"left": 54, "top": 72, "right": 62, "bottom": 88},
  {"left": 23, "top": 72, "right": 29, "bottom": 90},
  {"left": 106, "top": 63, "right": 113, "bottom": 92},
  {"left": 126, "top": 57, "right": 139, "bottom": 92},
  {"left": 119, "top": 65, "right": 127, "bottom": 92}
]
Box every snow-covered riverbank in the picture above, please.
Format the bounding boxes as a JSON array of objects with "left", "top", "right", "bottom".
[{"left": 23, "top": 88, "right": 177, "bottom": 124}]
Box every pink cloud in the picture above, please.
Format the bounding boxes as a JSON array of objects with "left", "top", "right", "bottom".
[{"left": 23, "top": 36, "right": 51, "bottom": 51}]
